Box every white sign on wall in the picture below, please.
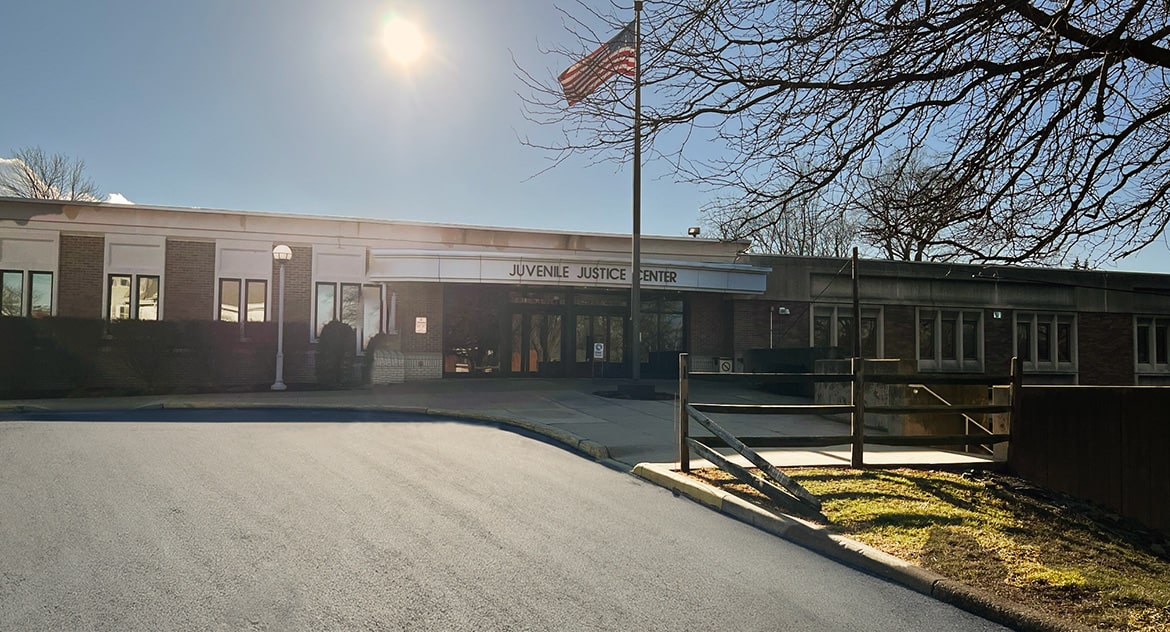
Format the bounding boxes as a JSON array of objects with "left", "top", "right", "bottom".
[
  {"left": 415, "top": 316, "right": 427, "bottom": 334},
  {"left": 593, "top": 342, "right": 605, "bottom": 360}
]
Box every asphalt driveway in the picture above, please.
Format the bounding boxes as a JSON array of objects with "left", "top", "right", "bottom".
[{"left": 0, "top": 418, "right": 1006, "bottom": 631}]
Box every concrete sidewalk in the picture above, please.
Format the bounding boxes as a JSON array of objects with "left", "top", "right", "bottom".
[{"left": 0, "top": 378, "right": 995, "bottom": 470}]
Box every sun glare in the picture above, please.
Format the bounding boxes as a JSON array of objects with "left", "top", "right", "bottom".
[{"left": 382, "top": 17, "right": 425, "bottom": 66}]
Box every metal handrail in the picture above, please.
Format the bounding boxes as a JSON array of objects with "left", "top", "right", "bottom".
[{"left": 908, "top": 382, "right": 994, "bottom": 455}]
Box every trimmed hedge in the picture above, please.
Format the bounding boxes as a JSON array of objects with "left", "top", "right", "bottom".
[
  {"left": 315, "top": 320, "right": 356, "bottom": 388},
  {"left": 0, "top": 317, "right": 313, "bottom": 398}
]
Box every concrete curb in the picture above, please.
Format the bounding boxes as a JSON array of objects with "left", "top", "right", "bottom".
[
  {"left": 632, "top": 463, "right": 1089, "bottom": 632},
  {"left": 423, "top": 408, "right": 611, "bottom": 461}
]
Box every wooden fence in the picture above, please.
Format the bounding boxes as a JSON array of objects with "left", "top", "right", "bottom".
[
  {"left": 1011, "top": 387, "right": 1170, "bottom": 534},
  {"left": 675, "top": 354, "right": 1021, "bottom": 511}
]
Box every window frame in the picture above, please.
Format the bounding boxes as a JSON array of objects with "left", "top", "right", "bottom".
[
  {"left": 810, "top": 304, "right": 883, "bottom": 358},
  {"left": 1014, "top": 312, "right": 1077, "bottom": 373},
  {"left": 1, "top": 269, "right": 54, "bottom": 318},
  {"left": 637, "top": 295, "right": 687, "bottom": 362},
  {"left": 1135, "top": 315, "right": 1170, "bottom": 375},
  {"left": 106, "top": 273, "right": 160, "bottom": 321},
  {"left": 917, "top": 308, "right": 983, "bottom": 372},
  {"left": 217, "top": 278, "right": 268, "bottom": 323},
  {"left": 314, "top": 281, "right": 384, "bottom": 351}
]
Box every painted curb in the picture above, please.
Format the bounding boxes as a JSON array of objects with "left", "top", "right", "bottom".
[{"left": 632, "top": 462, "right": 1089, "bottom": 632}]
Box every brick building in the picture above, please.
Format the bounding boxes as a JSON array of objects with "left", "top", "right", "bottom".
[{"left": 2, "top": 197, "right": 1169, "bottom": 385}]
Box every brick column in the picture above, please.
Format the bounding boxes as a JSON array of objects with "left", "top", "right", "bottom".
[
  {"left": 57, "top": 234, "right": 104, "bottom": 317},
  {"left": 164, "top": 239, "right": 214, "bottom": 320}
]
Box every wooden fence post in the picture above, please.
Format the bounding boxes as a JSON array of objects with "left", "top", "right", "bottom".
[
  {"left": 678, "top": 353, "right": 690, "bottom": 471},
  {"left": 1009, "top": 356, "right": 1022, "bottom": 463},
  {"left": 851, "top": 356, "right": 865, "bottom": 468}
]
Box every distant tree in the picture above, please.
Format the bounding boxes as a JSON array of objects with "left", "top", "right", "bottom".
[
  {"left": 0, "top": 146, "right": 102, "bottom": 201},
  {"left": 853, "top": 151, "right": 988, "bottom": 262},
  {"left": 703, "top": 188, "right": 857, "bottom": 257}
]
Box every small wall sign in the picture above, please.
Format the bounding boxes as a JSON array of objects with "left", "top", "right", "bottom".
[
  {"left": 592, "top": 342, "right": 605, "bottom": 360},
  {"left": 415, "top": 317, "right": 427, "bottom": 334}
]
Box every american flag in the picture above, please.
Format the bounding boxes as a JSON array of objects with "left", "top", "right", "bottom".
[{"left": 558, "top": 22, "right": 636, "bottom": 106}]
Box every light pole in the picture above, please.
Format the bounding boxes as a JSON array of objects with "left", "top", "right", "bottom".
[{"left": 271, "top": 244, "right": 292, "bottom": 391}]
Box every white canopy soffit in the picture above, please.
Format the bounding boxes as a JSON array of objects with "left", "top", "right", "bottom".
[{"left": 368, "top": 250, "right": 770, "bottom": 294}]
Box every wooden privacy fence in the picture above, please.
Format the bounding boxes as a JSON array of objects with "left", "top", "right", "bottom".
[{"left": 675, "top": 354, "right": 1023, "bottom": 512}]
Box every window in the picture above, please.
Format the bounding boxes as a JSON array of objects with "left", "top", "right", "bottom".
[
  {"left": 1, "top": 270, "right": 53, "bottom": 317},
  {"left": 638, "top": 297, "right": 685, "bottom": 362},
  {"left": 107, "top": 274, "right": 160, "bottom": 320},
  {"left": 1015, "top": 313, "right": 1076, "bottom": 372},
  {"left": 1135, "top": 316, "right": 1170, "bottom": 373},
  {"left": 315, "top": 281, "right": 383, "bottom": 349},
  {"left": 218, "top": 278, "right": 267, "bottom": 323},
  {"left": 1, "top": 270, "right": 21, "bottom": 316},
  {"left": 918, "top": 309, "right": 982, "bottom": 371},
  {"left": 811, "top": 305, "right": 881, "bottom": 357}
]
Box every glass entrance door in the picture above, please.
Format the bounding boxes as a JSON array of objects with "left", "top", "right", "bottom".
[
  {"left": 510, "top": 312, "right": 563, "bottom": 376},
  {"left": 573, "top": 313, "right": 626, "bottom": 377}
]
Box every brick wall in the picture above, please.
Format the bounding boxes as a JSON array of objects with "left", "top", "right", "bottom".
[
  {"left": 984, "top": 309, "right": 1014, "bottom": 375},
  {"left": 57, "top": 234, "right": 104, "bottom": 317},
  {"left": 772, "top": 301, "right": 810, "bottom": 349},
  {"left": 732, "top": 301, "right": 765, "bottom": 355},
  {"left": 394, "top": 282, "right": 443, "bottom": 353},
  {"left": 687, "top": 293, "right": 731, "bottom": 356},
  {"left": 1078, "top": 313, "right": 1135, "bottom": 385},
  {"left": 164, "top": 239, "right": 214, "bottom": 320},
  {"left": 730, "top": 299, "right": 813, "bottom": 370},
  {"left": 883, "top": 305, "right": 916, "bottom": 362}
]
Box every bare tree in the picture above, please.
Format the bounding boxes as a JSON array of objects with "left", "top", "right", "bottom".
[
  {"left": 520, "top": 0, "right": 1170, "bottom": 264},
  {"left": 703, "top": 189, "right": 857, "bottom": 257},
  {"left": 0, "top": 146, "right": 101, "bottom": 202},
  {"left": 853, "top": 151, "right": 989, "bottom": 261}
]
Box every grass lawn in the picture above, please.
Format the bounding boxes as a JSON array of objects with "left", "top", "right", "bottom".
[{"left": 685, "top": 467, "right": 1170, "bottom": 631}]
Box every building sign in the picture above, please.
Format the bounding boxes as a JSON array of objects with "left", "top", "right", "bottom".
[
  {"left": 368, "top": 250, "right": 770, "bottom": 294},
  {"left": 508, "top": 263, "right": 679, "bottom": 285},
  {"left": 415, "top": 317, "right": 427, "bottom": 334},
  {"left": 593, "top": 342, "right": 605, "bottom": 360}
]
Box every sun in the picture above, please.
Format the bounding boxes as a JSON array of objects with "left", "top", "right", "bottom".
[{"left": 382, "top": 16, "right": 425, "bottom": 66}]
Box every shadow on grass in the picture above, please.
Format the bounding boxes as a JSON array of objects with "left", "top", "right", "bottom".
[
  {"left": 816, "top": 490, "right": 925, "bottom": 504},
  {"left": 866, "top": 513, "right": 968, "bottom": 529},
  {"left": 921, "top": 525, "right": 1010, "bottom": 586}
]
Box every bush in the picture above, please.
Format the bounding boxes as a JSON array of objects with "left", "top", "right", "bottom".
[
  {"left": 108, "top": 320, "right": 181, "bottom": 392},
  {"left": 316, "top": 320, "right": 356, "bottom": 388},
  {"left": 0, "top": 317, "right": 103, "bottom": 398}
]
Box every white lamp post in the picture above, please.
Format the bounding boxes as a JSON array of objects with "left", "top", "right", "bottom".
[{"left": 271, "top": 244, "right": 292, "bottom": 391}]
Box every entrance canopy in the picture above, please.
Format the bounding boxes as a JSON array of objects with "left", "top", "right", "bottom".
[{"left": 368, "top": 249, "right": 770, "bottom": 294}]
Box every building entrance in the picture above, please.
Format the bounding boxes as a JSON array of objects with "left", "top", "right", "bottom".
[
  {"left": 442, "top": 285, "right": 685, "bottom": 379},
  {"left": 572, "top": 312, "right": 625, "bottom": 377}
]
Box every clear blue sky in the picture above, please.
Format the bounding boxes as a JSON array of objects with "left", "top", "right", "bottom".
[{"left": 1, "top": 0, "right": 1167, "bottom": 273}]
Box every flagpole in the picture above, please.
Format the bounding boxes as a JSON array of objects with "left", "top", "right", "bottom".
[{"left": 630, "top": 0, "right": 643, "bottom": 382}]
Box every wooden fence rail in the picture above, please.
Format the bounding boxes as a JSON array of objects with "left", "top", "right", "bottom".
[{"left": 676, "top": 354, "right": 1023, "bottom": 488}]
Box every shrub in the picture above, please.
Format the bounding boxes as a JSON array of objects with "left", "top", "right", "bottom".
[
  {"left": 316, "top": 320, "right": 356, "bottom": 388},
  {"left": 108, "top": 320, "right": 180, "bottom": 392}
]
